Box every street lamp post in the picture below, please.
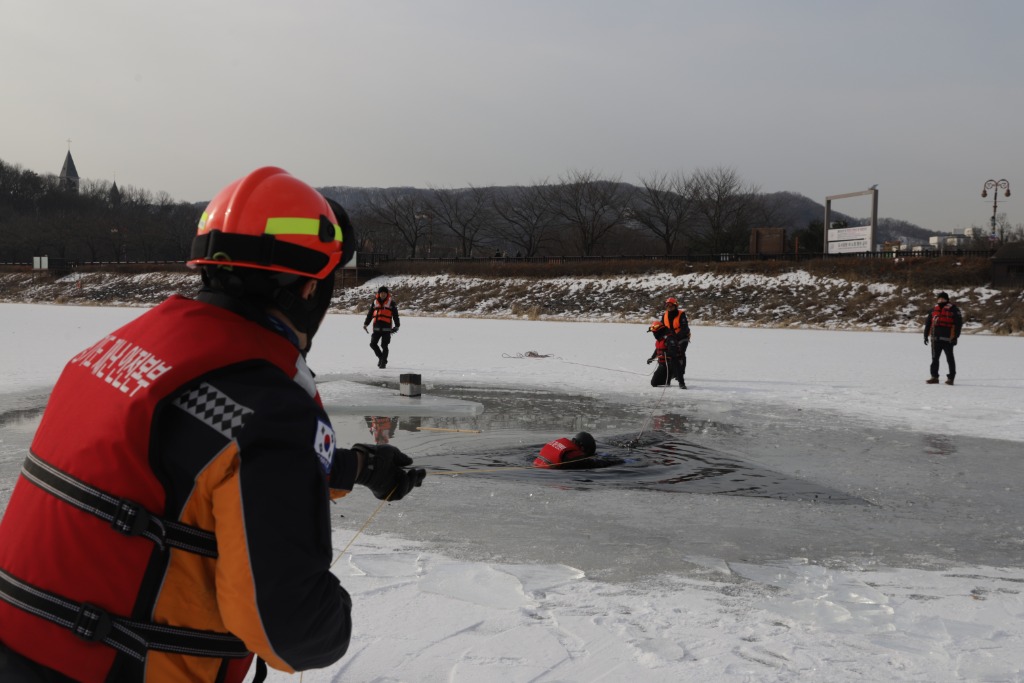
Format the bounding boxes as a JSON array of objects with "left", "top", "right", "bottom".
[{"left": 981, "top": 179, "right": 1010, "bottom": 243}]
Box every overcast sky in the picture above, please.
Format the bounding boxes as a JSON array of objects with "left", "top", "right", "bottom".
[{"left": 3, "top": 0, "right": 1021, "bottom": 231}]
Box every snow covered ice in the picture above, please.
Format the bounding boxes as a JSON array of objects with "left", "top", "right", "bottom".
[{"left": 1, "top": 302, "right": 1023, "bottom": 682}]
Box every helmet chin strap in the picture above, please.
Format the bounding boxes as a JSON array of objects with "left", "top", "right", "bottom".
[
  {"left": 201, "top": 266, "right": 336, "bottom": 352},
  {"left": 271, "top": 268, "right": 336, "bottom": 355}
]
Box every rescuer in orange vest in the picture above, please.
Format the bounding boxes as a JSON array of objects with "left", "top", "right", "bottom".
[
  {"left": 363, "top": 286, "right": 401, "bottom": 368},
  {"left": 660, "top": 297, "right": 691, "bottom": 388}
]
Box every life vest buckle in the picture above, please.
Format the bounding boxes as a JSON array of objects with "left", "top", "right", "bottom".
[
  {"left": 72, "top": 602, "right": 112, "bottom": 643},
  {"left": 111, "top": 498, "right": 152, "bottom": 538}
]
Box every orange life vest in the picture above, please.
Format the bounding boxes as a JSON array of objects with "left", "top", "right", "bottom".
[
  {"left": 662, "top": 308, "right": 687, "bottom": 334},
  {"left": 371, "top": 295, "right": 394, "bottom": 326}
]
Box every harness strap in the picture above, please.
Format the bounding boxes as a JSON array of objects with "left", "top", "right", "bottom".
[
  {"left": 22, "top": 453, "right": 218, "bottom": 558},
  {"left": 0, "top": 569, "right": 249, "bottom": 662}
]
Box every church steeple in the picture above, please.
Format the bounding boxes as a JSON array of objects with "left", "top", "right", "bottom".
[{"left": 59, "top": 142, "right": 79, "bottom": 193}]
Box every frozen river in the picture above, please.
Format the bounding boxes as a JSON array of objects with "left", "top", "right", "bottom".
[
  {"left": 3, "top": 303, "right": 1023, "bottom": 682},
  {"left": 2, "top": 310, "right": 1022, "bottom": 581}
]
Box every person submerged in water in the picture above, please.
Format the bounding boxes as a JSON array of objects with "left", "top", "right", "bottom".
[{"left": 534, "top": 431, "right": 599, "bottom": 469}]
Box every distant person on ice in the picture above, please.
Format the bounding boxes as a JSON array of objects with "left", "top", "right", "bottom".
[
  {"left": 363, "top": 285, "right": 400, "bottom": 368},
  {"left": 0, "top": 167, "right": 426, "bottom": 682},
  {"left": 660, "top": 297, "right": 691, "bottom": 389},
  {"left": 924, "top": 291, "right": 963, "bottom": 385},
  {"left": 534, "top": 432, "right": 597, "bottom": 469}
]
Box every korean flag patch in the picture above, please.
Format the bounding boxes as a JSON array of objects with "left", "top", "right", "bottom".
[{"left": 313, "top": 419, "right": 336, "bottom": 474}]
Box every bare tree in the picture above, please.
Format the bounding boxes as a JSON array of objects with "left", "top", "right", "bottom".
[
  {"left": 490, "top": 182, "right": 558, "bottom": 257},
  {"left": 630, "top": 171, "right": 695, "bottom": 255},
  {"left": 687, "top": 167, "right": 761, "bottom": 253},
  {"left": 425, "top": 185, "right": 492, "bottom": 257},
  {"left": 364, "top": 188, "right": 430, "bottom": 257},
  {"left": 548, "top": 170, "right": 634, "bottom": 256}
]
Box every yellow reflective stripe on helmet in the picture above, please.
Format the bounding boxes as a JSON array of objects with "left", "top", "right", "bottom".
[{"left": 264, "top": 217, "right": 342, "bottom": 242}]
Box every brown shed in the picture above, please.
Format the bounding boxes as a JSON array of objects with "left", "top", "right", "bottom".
[
  {"left": 991, "top": 242, "right": 1024, "bottom": 287},
  {"left": 749, "top": 228, "right": 786, "bottom": 255}
]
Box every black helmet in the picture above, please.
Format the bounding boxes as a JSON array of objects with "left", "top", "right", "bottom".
[
  {"left": 572, "top": 431, "right": 596, "bottom": 457},
  {"left": 937, "top": 291, "right": 949, "bottom": 301},
  {"left": 378, "top": 286, "right": 389, "bottom": 295}
]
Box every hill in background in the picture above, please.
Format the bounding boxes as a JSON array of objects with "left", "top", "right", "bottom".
[{"left": 319, "top": 185, "right": 938, "bottom": 246}]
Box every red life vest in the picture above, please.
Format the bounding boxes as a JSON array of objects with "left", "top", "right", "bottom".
[
  {"left": 653, "top": 338, "right": 667, "bottom": 364},
  {"left": 0, "top": 295, "right": 314, "bottom": 683},
  {"left": 533, "top": 438, "right": 586, "bottom": 468},
  {"left": 929, "top": 303, "right": 957, "bottom": 339},
  {"left": 371, "top": 295, "right": 394, "bottom": 326}
]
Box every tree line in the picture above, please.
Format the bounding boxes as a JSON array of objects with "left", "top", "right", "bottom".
[
  {"left": 329, "top": 167, "right": 807, "bottom": 259},
  {"left": 0, "top": 159, "right": 197, "bottom": 264},
  {"left": 12, "top": 156, "right": 1010, "bottom": 266}
]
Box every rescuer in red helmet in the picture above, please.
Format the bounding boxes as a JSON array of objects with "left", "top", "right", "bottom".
[
  {"left": 646, "top": 320, "right": 676, "bottom": 387},
  {"left": 0, "top": 167, "right": 425, "bottom": 682}
]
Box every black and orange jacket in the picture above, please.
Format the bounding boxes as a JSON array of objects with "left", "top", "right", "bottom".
[
  {"left": 0, "top": 295, "right": 358, "bottom": 682},
  {"left": 924, "top": 302, "right": 963, "bottom": 341},
  {"left": 363, "top": 294, "right": 400, "bottom": 330}
]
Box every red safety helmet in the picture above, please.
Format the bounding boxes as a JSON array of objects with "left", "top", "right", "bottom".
[
  {"left": 188, "top": 167, "right": 349, "bottom": 280},
  {"left": 648, "top": 320, "right": 666, "bottom": 333},
  {"left": 665, "top": 297, "right": 678, "bottom": 306}
]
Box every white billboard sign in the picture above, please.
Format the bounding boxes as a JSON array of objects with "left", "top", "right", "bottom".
[
  {"left": 828, "top": 226, "right": 870, "bottom": 242},
  {"left": 827, "top": 225, "right": 871, "bottom": 254},
  {"left": 829, "top": 238, "right": 870, "bottom": 253}
]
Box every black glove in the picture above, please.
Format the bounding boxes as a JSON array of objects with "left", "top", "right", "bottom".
[
  {"left": 952, "top": 337, "right": 958, "bottom": 346},
  {"left": 353, "top": 444, "right": 424, "bottom": 500},
  {"left": 391, "top": 327, "right": 399, "bottom": 335},
  {"left": 646, "top": 357, "right": 654, "bottom": 365},
  {"left": 923, "top": 337, "right": 929, "bottom": 346}
]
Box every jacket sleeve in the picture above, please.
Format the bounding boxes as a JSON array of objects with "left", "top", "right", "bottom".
[
  {"left": 391, "top": 303, "right": 400, "bottom": 328},
  {"left": 205, "top": 368, "right": 353, "bottom": 672},
  {"left": 923, "top": 310, "right": 932, "bottom": 337},
  {"left": 953, "top": 306, "right": 964, "bottom": 337},
  {"left": 363, "top": 305, "right": 373, "bottom": 326}
]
